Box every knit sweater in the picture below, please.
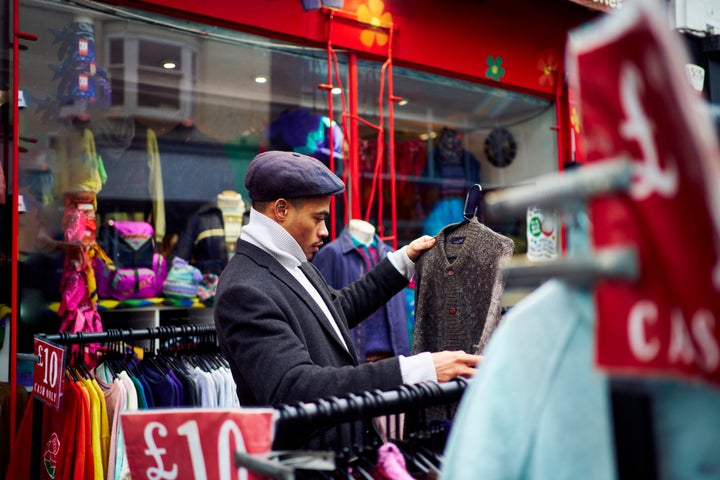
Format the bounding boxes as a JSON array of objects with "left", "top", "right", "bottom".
[{"left": 412, "top": 217, "right": 514, "bottom": 356}]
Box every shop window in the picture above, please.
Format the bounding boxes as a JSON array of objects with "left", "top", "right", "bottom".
[{"left": 12, "top": 0, "right": 557, "bottom": 351}]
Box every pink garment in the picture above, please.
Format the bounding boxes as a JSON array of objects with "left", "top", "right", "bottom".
[
  {"left": 58, "top": 265, "right": 103, "bottom": 364},
  {"left": 63, "top": 208, "right": 87, "bottom": 244},
  {"left": 376, "top": 443, "right": 414, "bottom": 480}
]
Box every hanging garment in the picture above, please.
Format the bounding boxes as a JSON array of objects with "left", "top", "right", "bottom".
[
  {"left": 267, "top": 108, "right": 343, "bottom": 165},
  {"left": 116, "top": 370, "right": 139, "bottom": 480},
  {"left": 170, "top": 202, "right": 228, "bottom": 275},
  {"left": 312, "top": 227, "right": 410, "bottom": 361},
  {"left": 422, "top": 197, "right": 465, "bottom": 237},
  {"left": 412, "top": 216, "right": 514, "bottom": 357},
  {"left": 0, "top": 382, "right": 30, "bottom": 478},
  {"left": 7, "top": 382, "right": 94, "bottom": 480},
  {"left": 55, "top": 124, "right": 107, "bottom": 197},
  {"left": 94, "top": 366, "right": 126, "bottom": 480},
  {"left": 376, "top": 442, "right": 415, "bottom": 480},
  {"left": 431, "top": 128, "right": 480, "bottom": 200},
  {"left": 440, "top": 279, "right": 720, "bottom": 480},
  {"left": 146, "top": 128, "right": 165, "bottom": 242}
]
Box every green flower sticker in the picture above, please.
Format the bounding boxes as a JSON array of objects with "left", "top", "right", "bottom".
[
  {"left": 486, "top": 55, "right": 505, "bottom": 81},
  {"left": 528, "top": 215, "right": 542, "bottom": 237}
]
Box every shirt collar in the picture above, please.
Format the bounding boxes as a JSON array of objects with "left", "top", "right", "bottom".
[{"left": 240, "top": 207, "right": 306, "bottom": 268}]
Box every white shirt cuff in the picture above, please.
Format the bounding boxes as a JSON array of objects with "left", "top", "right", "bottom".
[
  {"left": 399, "top": 352, "right": 437, "bottom": 384},
  {"left": 387, "top": 246, "right": 416, "bottom": 281}
]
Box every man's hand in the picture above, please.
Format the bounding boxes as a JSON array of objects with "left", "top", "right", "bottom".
[
  {"left": 405, "top": 235, "right": 436, "bottom": 262},
  {"left": 431, "top": 351, "right": 482, "bottom": 382}
]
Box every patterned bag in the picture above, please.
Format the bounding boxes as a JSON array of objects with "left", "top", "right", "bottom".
[
  {"left": 95, "top": 220, "right": 167, "bottom": 299},
  {"left": 98, "top": 220, "right": 156, "bottom": 269}
]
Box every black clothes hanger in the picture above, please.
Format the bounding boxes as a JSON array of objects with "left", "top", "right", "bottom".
[
  {"left": 435, "top": 183, "right": 484, "bottom": 262},
  {"left": 397, "top": 383, "right": 445, "bottom": 475},
  {"left": 463, "top": 183, "right": 484, "bottom": 222},
  {"left": 271, "top": 380, "right": 468, "bottom": 478}
]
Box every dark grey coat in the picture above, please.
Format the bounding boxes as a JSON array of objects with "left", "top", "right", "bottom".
[{"left": 214, "top": 240, "right": 409, "bottom": 448}]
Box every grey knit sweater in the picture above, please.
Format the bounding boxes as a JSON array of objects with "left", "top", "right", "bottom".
[{"left": 412, "top": 217, "right": 515, "bottom": 356}]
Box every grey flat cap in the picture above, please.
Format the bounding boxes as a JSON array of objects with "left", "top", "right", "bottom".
[{"left": 245, "top": 150, "right": 345, "bottom": 201}]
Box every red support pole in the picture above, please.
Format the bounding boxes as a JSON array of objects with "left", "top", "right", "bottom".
[
  {"left": 10, "top": 0, "right": 21, "bottom": 449},
  {"left": 348, "top": 53, "right": 360, "bottom": 221},
  {"left": 322, "top": 11, "right": 338, "bottom": 239},
  {"left": 386, "top": 23, "right": 398, "bottom": 250}
]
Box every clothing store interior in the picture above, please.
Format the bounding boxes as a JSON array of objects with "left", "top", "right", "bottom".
[{"left": 2, "top": 0, "right": 720, "bottom": 478}]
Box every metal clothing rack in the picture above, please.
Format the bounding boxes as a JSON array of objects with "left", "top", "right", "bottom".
[
  {"left": 27, "top": 325, "right": 217, "bottom": 479},
  {"left": 276, "top": 378, "right": 468, "bottom": 429},
  {"left": 482, "top": 158, "right": 639, "bottom": 288},
  {"left": 236, "top": 379, "right": 469, "bottom": 479},
  {"left": 38, "top": 324, "right": 217, "bottom": 345}
]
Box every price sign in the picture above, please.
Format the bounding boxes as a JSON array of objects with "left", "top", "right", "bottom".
[
  {"left": 33, "top": 336, "right": 65, "bottom": 410},
  {"left": 568, "top": 0, "right": 720, "bottom": 385},
  {"left": 121, "top": 408, "right": 275, "bottom": 480}
]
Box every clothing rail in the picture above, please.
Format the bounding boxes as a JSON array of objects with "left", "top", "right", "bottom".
[
  {"left": 28, "top": 324, "right": 217, "bottom": 479},
  {"left": 238, "top": 380, "right": 469, "bottom": 479},
  {"left": 38, "top": 324, "right": 217, "bottom": 344},
  {"left": 483, "top": 157, "right": 632, "bottom": 221},
  {"left": 478, "top": 158, "right": 637, "bottom": 288},
  {"left": 501, "top": 245, "right": 640, "bottom": 288},
  {"left": 275, "top": 378, "right": 468, "bottom": 429}
]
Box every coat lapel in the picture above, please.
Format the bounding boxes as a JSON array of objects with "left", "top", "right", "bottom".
[
  {"left": 299, "top": 262, "right": 358, "bottom": 360},
  {"left": 237, "top": 242, "right": 356, "bottom": 361}
]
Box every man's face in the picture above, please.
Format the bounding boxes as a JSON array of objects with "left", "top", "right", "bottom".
[{"left": 283, "top": 196, "right": 331, "bottom": 260}]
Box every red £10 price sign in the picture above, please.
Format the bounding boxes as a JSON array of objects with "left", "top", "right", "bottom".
[
  {"left": 121, "top": 408, "right": 275, "bottom": 480},
  {"left": 33, "top": 336, "right": 65, "bottom": 410}
]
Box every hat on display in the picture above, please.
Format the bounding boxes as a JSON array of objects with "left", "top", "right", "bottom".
[{"left": 245, "top": 150, "right": 345, "bottom": 201}]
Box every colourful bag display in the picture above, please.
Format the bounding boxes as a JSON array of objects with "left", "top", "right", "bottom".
[
  {"left": 93, "top": 252, "right": 167, "bottom": 300},
  {"left": 95, "top": 220, "right": 167, "bottom": 300},
  {"left": 98, "top": 220, "right": 156, "bottom": 270}
]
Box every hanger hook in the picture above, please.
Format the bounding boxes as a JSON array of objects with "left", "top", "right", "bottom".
[{"left": 463, "top": 183, "right": 483, "bottom": 221}]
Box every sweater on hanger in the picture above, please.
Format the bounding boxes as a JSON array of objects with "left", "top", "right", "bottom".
[{"left": 412, "top": 217, "right": 514, "bottom": 356}]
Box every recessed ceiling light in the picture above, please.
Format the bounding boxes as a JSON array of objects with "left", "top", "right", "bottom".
[
  {"left": 254, "top": 75, "right": 268, "bottom": 84},
  {"left": 162, "top": 61, "right": 177, "bottom": 70},
  {"left": 331, "top": 87, "right": 342, "bottom": 95}
]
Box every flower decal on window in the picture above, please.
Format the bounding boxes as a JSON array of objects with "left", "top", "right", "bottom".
[
  {"left": 570, "top": 106, "right": 581, "bottom": 134},
  {"left": 486, "top": 56, "right": 505, "bottom": 81},
  {"left": 538, "top": 51, "right": 559, "bottom": 88},
  {"left": 357, "top": 0, "right": 392, "bottom": 47}
]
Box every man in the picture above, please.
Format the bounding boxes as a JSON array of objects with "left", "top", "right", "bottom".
[{"left": 214, "top": 150, "right": 480, "bottom": 449}]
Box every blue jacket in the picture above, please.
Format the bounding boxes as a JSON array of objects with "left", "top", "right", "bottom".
[{"left": 312, "top": 228, "right": 410, "bottom": 361}]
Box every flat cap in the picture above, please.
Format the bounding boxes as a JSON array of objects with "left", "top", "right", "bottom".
[{"left": 245, "top": 150, "right": 345, "bottom": 201}]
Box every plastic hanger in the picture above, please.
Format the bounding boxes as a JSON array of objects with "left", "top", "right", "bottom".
[{"left": 463, "top": 183, "right": 483, "bottom": 221}]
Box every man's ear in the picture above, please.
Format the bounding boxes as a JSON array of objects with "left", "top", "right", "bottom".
[{"left": 273, "top": 199, "right": 289, "bottom": 221}]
